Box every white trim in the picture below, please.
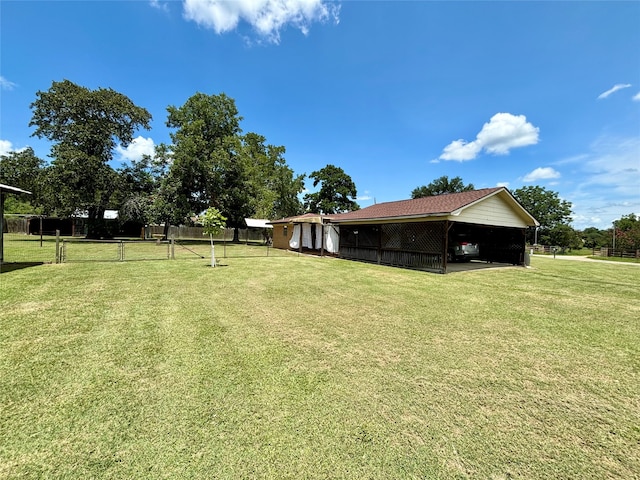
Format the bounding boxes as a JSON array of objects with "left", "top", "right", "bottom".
[{"left": 0, "top": 183, "right": 31, "bottom": 195}]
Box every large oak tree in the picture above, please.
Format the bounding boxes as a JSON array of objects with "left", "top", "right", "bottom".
[
  {"left": 512, "top": 185, "right": 573, "bottom": 245},
  {"left": 303, "top": 164, "right": 359, "bottom": 214},
  {"left": 159, "top": 92, "right": 304, "bottom": 240},
  {"left": 30, "top": 80, "right": 151, "bottom": 237}
]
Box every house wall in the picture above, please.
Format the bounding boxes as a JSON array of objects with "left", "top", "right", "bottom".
[
  {"left": 456, "top": 194, "right": 530, "bottom": 228},
  {"left": 272, "top": 224, "right": 293, "bottom": 250}
]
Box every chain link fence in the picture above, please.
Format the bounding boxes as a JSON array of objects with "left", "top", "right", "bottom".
[
  {"left": 2, "top": 232, "right": 58, "bottom": 265},
  {"left": 1, "top": 233, "right": 292, "bottom": 269}
]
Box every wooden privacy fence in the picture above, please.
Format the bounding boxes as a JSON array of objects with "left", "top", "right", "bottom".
[
  {"left": 147, "top": 226, "right": 266, "bottom": 243},
  {"left": 598, "top": 247, "right": 640, "bottom": 259}
]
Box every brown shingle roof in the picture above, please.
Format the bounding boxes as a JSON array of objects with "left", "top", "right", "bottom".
[{"left": 330, "top": 187, "right": 504, "bottom": 222}]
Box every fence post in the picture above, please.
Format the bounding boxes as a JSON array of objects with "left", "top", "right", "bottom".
[
  {"left": 119, "top": 241, "right": 124, "bottom": 261},
  {"left": 55, "top": 230, "right": 60, "bottom": 263},
  {"left": 171, "top": 235, "right": 175, "bottom": 260},
  {"left": 223, "top": 229, "right": 227, "bottom": 258}
]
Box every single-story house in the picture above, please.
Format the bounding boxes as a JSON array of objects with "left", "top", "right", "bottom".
[
  {"left": 268, "top": 213, "right": 339, "bottom": 254},
  {"left": 330, "top": 187, "right": 539, "bottom": 273}
]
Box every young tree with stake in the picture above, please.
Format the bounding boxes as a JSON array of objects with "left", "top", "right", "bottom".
[{"left": 201, "top": 207, "right": 226, "bottom": 267}]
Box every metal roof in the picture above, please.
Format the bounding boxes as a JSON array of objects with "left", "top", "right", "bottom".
[
  {"left": 0, "top": 183, "right": 32, "bottom": 195},
  {"left": 245, "top": 218, "right": 273, "bottom": 229}
]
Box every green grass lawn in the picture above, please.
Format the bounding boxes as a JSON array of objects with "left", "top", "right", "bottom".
[
  {"left": 1, "top": 255, "right": 638, "bottom": 478},
  {"left": 588, "top": 255, "right": 640, "bottom": 264}
]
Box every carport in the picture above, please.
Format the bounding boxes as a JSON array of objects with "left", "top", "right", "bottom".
[{"left": 330, "top": 187, "right": 538, "bottom": 274}]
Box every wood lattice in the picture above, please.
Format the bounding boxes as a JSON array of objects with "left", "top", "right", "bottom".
[{"left": 381, "top": 222, "right": 444, "bottom": 252}]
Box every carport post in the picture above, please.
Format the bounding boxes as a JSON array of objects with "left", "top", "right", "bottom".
[
  {"left": 443, "top": 220, "right": 453, "bottom": 273},
  {"left": 377, "top": 225, "right": 382, "bottom": 264}
]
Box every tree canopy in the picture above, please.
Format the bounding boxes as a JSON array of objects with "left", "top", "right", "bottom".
[
  {"left": 411, "top": 176, "right": 474, "bottom": 198},
  {"left": 614, "top": 214, "right": 640, "bottom": 250},
  {"left": 512, "top": 185, "right": 573, "bottom": 244},
  {"left": 29, "top": 79, "right": 152, "bottom": 237},
  {"left": 0, "top": 147, "right": 44, "bottom": 214},
  {"left": 581, "top": 227, "right": 610, "bottom": 250},
  {"left": 303, "top": 164, "right": 359, "bottom": 214},
  {"left": 155, "top": 92, "right": 304, "bottom": 239}
]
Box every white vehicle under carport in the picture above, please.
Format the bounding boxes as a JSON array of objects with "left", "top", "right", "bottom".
[{"left": 448, "top": 238, "right": 480, "bottom": 262}]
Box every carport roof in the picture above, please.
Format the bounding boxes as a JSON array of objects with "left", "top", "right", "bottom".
[
  {"left": 330, "top": 187, "right": 538, "bottom": 226},
  {"left": 0, "top": 183, "right": 31, "bottom": 195},
  {"left": 245, "top": 218, "right": 273, "bottom": 229}
]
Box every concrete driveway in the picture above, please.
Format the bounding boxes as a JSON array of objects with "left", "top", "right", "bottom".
[
  {"left": 531, "top": 254, "right": 640, "bottom": 266},
  {"left": 446, "top": 260, "right": 523, "bottom": 273}
]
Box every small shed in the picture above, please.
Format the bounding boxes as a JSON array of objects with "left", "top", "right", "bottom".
[
  {"left": 330, "top": 187, "right": 538, "bottom": 273},
  {"left": 1, "top": 183, "right": 32, "bottom": 265},
  {"left": 268, "top": 213, "right": 339, "bottom": 254}
]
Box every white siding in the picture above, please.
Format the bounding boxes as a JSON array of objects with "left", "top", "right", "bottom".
[{"left": 453, "top": 194, "right": 530, "bottom": 228}]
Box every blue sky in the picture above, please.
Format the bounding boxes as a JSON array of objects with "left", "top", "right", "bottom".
[{"left": 1, "top": 0, "right": 638, "bottom": 230}]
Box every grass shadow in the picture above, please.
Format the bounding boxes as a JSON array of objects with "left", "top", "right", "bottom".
[{"left": 0, "top": 262, "right": 45, "bottom": 273}]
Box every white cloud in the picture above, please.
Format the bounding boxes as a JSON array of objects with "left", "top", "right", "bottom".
[
  {"left": 440, "top": 139, "right": 482, "bottom": 161},
  {"left": 496, "top": 181, "right": 510, "bottom": 188},
  {"left": 522, "top": 167, "right": 561, "bottom": 182},
  {"left": 0, "top": 139, "right": 14, "bottom": 156},
  {"left": 633, "top": 92, "right": 640, "bottom": 102},
  {"left": 597, "top": 83, "right": 632, "bottom": 99},
  {"left": 116, "top": 136, "right": 156, "bottom": 162},
  {"left": 182, "top": 0, "right": 340, "bottom": 43},
  {"left": 439, "top": 113, "right": 539, "bottom": 162},
  {"left": 150, "top": 0, "right": 169, "bottom": 13},
  {"left": 0, "top": 76, "right": 17, "bottom": 90}
]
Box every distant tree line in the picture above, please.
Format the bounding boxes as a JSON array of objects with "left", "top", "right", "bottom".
[{"left": 0, "top": 80, "right": 359, "bottom": 239}]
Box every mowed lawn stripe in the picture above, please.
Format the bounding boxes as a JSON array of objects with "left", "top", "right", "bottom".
[{"left": 1, "top": 256, "right": 638, "bottom": 478}]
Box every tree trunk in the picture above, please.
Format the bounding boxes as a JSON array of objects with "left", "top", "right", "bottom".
[{"left": 86, "top": 207, "right": 110, "bottom": 239}]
